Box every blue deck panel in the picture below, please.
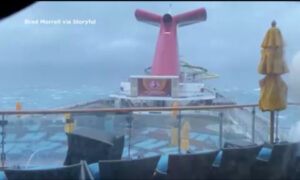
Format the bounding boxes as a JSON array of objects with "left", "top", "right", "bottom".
[
  {"left": 144, "top": 152, "right": 159, "bottom": 157},
  {"left": 7, "top": 141, "right": 63, "bottom": 155},
  {"left": 141, "top": 127, "right": 159, "bottom": 135},
  {"left": 33, "top": 141, "right": 61, "bottom": 151},
  {"left": 25, "top": 123, "right": 41, "bottom": 131},
  {"left": 18, "top": 132, "right": 46, "bottom": 141},
  {"left": 8, "top": 143, "right": 29, "bottom": 154},
  {"left": 54, "top": 146, "right": 68, "bottom": 154},
  {"left": 195, "top": 133, "right": 210, "bottom": 141},
  {"left": 24, "top": 165, "right": 62, "bottom": 170},
  {"left": 160, "top": 147, "right": 178, "bottom": 154},
  {"left": 6, "top": 134, "right": 17, "bottom": 142},
  {"left": 194, "top": 149, "right": 216, "bottom": 154},
  {"left": 189, "top": 132, "right": 200, "bottom": 139},
  {"left": 4, "top": 143, "right": 16, "bottom": 153},
  {"left": 207, "top": 135, "right": 220, "bottom": 142},
  {"left": 141, "top": 140, "right": 168, "bottom": 150},
  {"left": 189, "top": 145, "right": 197, "bottom": 151},
  {"left": 49, "top": 133, "right": 67, "bottom": 141},
  {"left": 122, "top": 147, "right": 138, "bottom": 158},
  {"left": 134, "top": 138, "right": 157, "bottom": 149}
]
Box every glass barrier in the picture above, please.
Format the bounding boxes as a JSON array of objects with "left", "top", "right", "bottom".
[{"left": 0, "top": 103, "right": 299, "bottom": 169}]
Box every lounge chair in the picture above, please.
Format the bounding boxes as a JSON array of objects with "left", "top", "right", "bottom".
[
  {"left": 4, "top": 160, "right": 94, "bottom": 180},
  {"left": 167, "top": 150, "right": 219, "bottom": 179},
  {"left": 98, "top": 156, "right": 160, "bottom": 180},
  {"left": 64, "top": 127, "right": 124, "bottom": 165},
  {"left": 211, "top": 144, "right": 262, "bottom": 180},
  {"left": 251, "top": 142, "right": 296, "bottom": 180}
]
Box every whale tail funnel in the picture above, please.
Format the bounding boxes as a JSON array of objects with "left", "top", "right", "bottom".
[{"left": 135, "top": 9, "right": 162, "bottom": 27}]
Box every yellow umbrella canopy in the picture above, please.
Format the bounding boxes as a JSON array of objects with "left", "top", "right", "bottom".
[
  {"left": 258, "top": 21, "right": 289, "bottom": 75},
  {"left": 258, "top": 21, "right": 289, "bottom": 111},
  {"left": 259, "top": 75, "right": 287, "bottom": 111}
]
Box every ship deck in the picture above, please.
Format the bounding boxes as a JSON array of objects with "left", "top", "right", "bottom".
[{"left": 4, "top": 111, "right": 252, "bottom": 168}]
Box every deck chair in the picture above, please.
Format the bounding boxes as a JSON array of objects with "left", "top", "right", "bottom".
[
  {"left": 98, "top": 156, "right": 160, "bottom": 180},
  {"left": 211, "top": 144, "right": 262, "bottom": 180},
  {"left": 251, "top": 142, "right": 295, "bottom": 180},
  {"left": 64, "top": 127, "right": 124, "bottom": 165},
  {"left": 167, "top": 150, "right": 219, "bottom": 180},
  {"left": 153, "top": 155, "right": 168, "bottom": 180},
  {"left": 286, "top": 142, "right": 300, "bottom": 180},
  {"left": 4, "top": 160, "right": 94, "bottom": 180}
]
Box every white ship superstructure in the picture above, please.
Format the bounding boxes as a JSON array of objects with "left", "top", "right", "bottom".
[{"left": 110, "top": 59, "right": 233, "bottom": 108}]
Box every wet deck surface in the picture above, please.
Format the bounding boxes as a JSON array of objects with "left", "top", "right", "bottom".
[{"left": 3, "top": 112, "right": 251, "bottom": 168}]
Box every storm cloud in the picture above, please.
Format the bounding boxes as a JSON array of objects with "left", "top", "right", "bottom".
[{"left": 0, "top": 1, "right": 299, "bottom": 96}]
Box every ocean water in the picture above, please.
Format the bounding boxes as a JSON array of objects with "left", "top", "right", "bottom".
[
  {"left": 0, "top": 83, "right": 299, "bottom": 127},
  {"left": 0, "top": 84, "right": 115, "bottom": 110}
]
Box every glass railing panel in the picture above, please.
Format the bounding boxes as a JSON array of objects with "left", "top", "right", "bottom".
[
  {"left": 71, "top": 112, "right": 128, "bottom": 135},
  {"left": 4, "top": 114, "right": 67, "bottom": 168},
  {"left": 179, "top": 109, "right": 221, "bottom": 152},
  {"left": 221, "top": 107, "right": 268, "bottom": 146},
  {"left": 276, "top": 104, "right": 300, "bottom": 142},
  {"left": 3, "top": 112, "right": 131, "bottom": 168},
  {"left": 0, "top": 103, "right": 299, "bottom": 169},
  {"left": 127, "top": 110, "right": 176, "bottom": 158}
]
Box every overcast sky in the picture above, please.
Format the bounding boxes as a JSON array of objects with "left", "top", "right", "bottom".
[{"left": 0, "top": 1, "right": 299, "bottom": 94}]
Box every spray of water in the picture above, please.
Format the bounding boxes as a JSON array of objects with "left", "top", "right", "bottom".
[
  {"left": 288, "top": 51, "right": 300, "bottom": 100},
  {"left": 288, "top": 121, "right": 300, "bottom": 142},
  {"left": 287, "top": 51, "right": 300, "bottom": 142}
]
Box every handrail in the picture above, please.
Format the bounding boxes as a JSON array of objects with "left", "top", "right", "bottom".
[
  {"left": 0, "top": 101, "right": 298, "bottom": 167},
  {"left": 0, "top": 102, "right": 299, "bottom": 115}
]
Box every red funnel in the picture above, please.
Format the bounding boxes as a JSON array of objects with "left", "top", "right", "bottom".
[{"left": 135, "top": 8, "right": 207, "bottom": 76}]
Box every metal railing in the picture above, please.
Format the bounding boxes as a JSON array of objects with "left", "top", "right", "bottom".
[
  {"left": 0, "top": 102, "right": 299, "bottom": 169},
  {"left": 0, "top": 104, "right": 260, "bottom": 115},
  {"left": 0, "top": 102, "right": 298, "bottom": 114}
]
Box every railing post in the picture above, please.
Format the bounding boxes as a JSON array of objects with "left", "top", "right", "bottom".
[
  {"left": 177, "top": 110, "right": 182, "bottom": 154},
  {"left": 0, "top": 114, "right": 8, "bottom": 170},
  {"left": 126, "top": 112, "right": 133, "bottom": 159},
  {"left": 275, "top": 111, "right": 279, "bottom": 143},
  {"left": 252, "top": 107, "right": 256, "bottom": 144},
  {"left": 219, "top": 112, "right": 223, "bottom": 149},
  {"left": 270, "top": 111, "right": 275, "bottom": 144}
]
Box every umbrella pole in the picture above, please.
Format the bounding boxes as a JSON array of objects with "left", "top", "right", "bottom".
[{"left": 270, "top": 111, "right": 275, "bottom": 144}]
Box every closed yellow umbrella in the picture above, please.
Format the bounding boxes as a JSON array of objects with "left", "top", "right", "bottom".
[
  {"left": 259, "top": 75, "right": 287, "bottom": 111},
  {"left": 170, "top": 101, "right": 190, "bottom": 151},
  {"left": 180, "top": 121, "right": 191, "bottom": 151},
  {"left": 16, "top": 101, "right": 22, "bottom": 118},
  {"left": 258, "top": 21, "right": 288, "bottom": 75},
  {"left": 258, "top": 20, "right": 288, "bottom": 144}
]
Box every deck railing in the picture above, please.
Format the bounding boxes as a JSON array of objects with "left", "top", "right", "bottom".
[
  {"left": 0, "top": 102, "right": 299, "bottom": 114},
  {"left": 0, "top": 104, "right": 260, "bottom": 115},
  {"left": 0, "top": 102, "right": 299, "bottom": 168}
]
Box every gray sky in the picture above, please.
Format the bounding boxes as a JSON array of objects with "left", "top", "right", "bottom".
[{"left": 0, "top": 1, "right": 299, "bottom": 93}]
